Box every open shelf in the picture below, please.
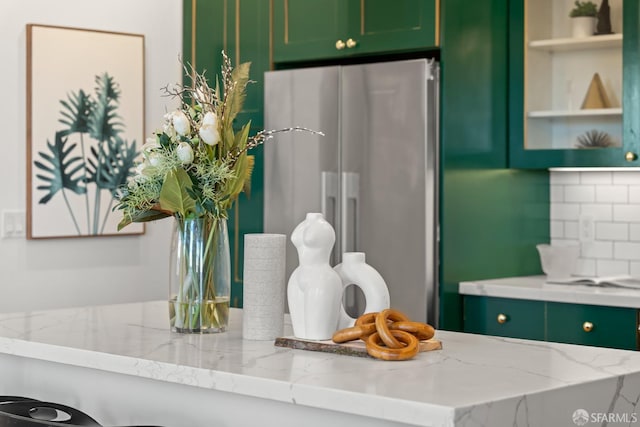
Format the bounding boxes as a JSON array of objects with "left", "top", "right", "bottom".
[
  {"left": 528, "top": 108, "right": 623, "bottom": 118},
  {"left": 529, "top": 34, "right": 622, "bottom": 52}
]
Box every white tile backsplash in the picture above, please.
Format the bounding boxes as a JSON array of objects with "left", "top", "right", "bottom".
[
  {"left": 595, "top": 185, "right": 628, "bottom": 203},
  {"left": 596, "top": 222, "right": 628, "bottom": 241},
  {"left": 550, "top": 171, "right": 640, "bottom": 277},
  {"left": 613, "top": 205, "right": 640, "bottom": 222},
  {"left": 580, "top": 171, "right": 613, "bottom": 184},
  {"left": 629, "top": 186, "right": 640, "bottom": 203},
  {"left": 564, "top": 185, "right": 595, "bottom": 203}
]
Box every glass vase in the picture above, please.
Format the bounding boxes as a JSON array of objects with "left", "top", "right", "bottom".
[{"left": 169, "top": 216, "right": 230, "bottom": 333}]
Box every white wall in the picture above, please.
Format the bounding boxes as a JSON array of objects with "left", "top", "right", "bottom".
[
  {"left": 550, "top": 170, "right": 640, "bottom": 277},
  {"left": 0, "top": 0, "right": 182, "bottom": 312}
]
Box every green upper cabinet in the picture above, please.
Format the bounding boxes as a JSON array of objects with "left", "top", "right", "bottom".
[
  {"left": 509, "top": 0, "right": 640, "bottom": 168},
  {"left": 273, "top": 0, "right": 439, "bottom": 63}
]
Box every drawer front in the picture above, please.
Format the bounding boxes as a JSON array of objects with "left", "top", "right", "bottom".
[
  {"left": 547, "top": 302, "right": 638, "bottom": 350},
  {"left": 464, "top": 296, "right": 545, "bottom": 341}
]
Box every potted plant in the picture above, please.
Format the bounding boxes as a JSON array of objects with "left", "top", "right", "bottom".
[{"left": 569, "top": 1, "right": 598, "bottom": 38}]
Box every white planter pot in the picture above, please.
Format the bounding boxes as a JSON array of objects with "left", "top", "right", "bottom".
[{"left": 572, "top": 17, "right": 596, "bottom": 38}]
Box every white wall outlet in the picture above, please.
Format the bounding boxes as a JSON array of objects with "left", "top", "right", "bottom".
[
  {"left": 2, "top": 210, "right": 26, "bottom": 238},
  {"left": 578, "top": 213, "right": 595, "bottom": 243}
]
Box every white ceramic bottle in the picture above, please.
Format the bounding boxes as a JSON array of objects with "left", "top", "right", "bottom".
[
  {"left": 288, "top": 213, "right": 343, "bottom": 340},
  {"left": 334, "top": 252, "right": 391, "bottom": 329}
]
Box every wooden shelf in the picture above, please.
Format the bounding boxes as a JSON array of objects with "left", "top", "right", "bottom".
[
  {"left": 528, "top": 108, "right": 622, "bottom": 118},
  {"left": 529, "top": 34, "right": 622, "bottom": 52}
]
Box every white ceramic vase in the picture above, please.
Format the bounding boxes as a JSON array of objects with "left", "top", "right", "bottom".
[
  {"left": 571, "top": 17, "right": 595, "bottom": 38},
  {"left": 334, "top": 252, "right": 390, "bottom": 329},
  {"left": 242, "top": 233, "right": 287, "bottom": 341},
  {"left": 287, "top": 213, "right": 343, "bottom": 340}
]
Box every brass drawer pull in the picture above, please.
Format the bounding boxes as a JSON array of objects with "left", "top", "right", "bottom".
[
  {"left": 346, "top": 38, "right": 357, "bottom": 48},
  {"left": 583, "top": 321, "right": 594, "bottom": 332},
  {"left": 625, "top": 151, "right": 637, "bottom": 162},
  {"left": 497, "top": 313, "right": 508, "bottom": 324},
  {"left": 335, "top": 39, "right": 346, "bottom": 50}
]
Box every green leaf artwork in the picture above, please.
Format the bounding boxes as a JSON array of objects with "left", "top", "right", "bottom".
[{"left": 34, "top": 73, "right": 139, "bottom": 235}]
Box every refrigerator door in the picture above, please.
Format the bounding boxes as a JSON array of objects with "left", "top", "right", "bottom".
[
  {"left": 340, "top": 59, "right": 438, "bottom": 325},
  {"left": 264, "top": 67, "right": 341, "bottom": 276},
  {"left": 264, "top": 60, "right": 439, "bottom": 326}
]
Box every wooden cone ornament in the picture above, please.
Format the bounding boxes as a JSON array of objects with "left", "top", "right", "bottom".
[{"left": 581, "top": 73, "right": 611, "bottom": 109}]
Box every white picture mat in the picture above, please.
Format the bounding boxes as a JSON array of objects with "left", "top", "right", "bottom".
[{"left": 28, "top": 24, "right": 145, "bottom": 238}]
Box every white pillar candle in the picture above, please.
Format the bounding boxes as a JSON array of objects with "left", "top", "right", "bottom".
[{"left": 242, "top": 233, "right": 287, "bottom": 340}]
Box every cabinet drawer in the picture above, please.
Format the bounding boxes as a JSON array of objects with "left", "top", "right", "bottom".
[
  {"left": 464, "top": 296, "right": 545, "bottom": 341},
  {"left": 547, "top": 302, "right": 638, "bottom": 350}
]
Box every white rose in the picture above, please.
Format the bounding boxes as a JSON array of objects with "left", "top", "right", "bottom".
[
  {"left": 176, "top": 142, "right": 194, "bottom": 164},
  {"left": 142, "top": 137, "right": 160, "bottom": 152},
  {"left": 171, "top": 110, "right": 191, "bottom": 136},
  {"left": 135, "top": 162, "right": 147, "bottom": 175},
  {"left": 132, "top": 162, "right": 150, "bottom": 183},
  {"left": 199, "top": 111, "right": 220, "bottom": 146},
  {"left": 148, "top": 152, "right": 162, "bottom": 167}
]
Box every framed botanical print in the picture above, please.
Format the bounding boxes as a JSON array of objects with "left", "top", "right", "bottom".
[{"left": 26, "top": 24, "right": 145, "bottom": 238}]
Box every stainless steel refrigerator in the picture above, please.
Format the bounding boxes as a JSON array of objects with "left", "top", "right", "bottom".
[{"left": 263, "top": 59, "right": 439, "bottom": 326}]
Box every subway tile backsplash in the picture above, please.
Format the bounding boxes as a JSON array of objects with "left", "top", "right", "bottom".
[{"left": 550, "top": 171, "right": 640, "bottom": 277}]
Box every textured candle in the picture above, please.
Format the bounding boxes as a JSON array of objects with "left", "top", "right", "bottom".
[{"left": 242, "top": 233, "right": 287, "bottom": 340}]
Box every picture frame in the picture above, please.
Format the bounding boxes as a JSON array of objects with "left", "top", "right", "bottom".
[{"left": 26, "top": 24, "right": 145, "bottom": 239}]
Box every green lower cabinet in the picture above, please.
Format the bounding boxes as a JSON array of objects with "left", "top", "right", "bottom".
[
  {"left": 464, "top": 296, "right": 639, "bottom": 350},
  {"left": 463, "top": 296, "right": 545, "bottom": 341},
  {"left": 547, "top": 302, "right": 638, "bottom": 351}
]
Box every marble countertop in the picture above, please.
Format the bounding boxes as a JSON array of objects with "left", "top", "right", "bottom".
[
  {"left": 459, "top": 275, "right": 640, "bottom": 308},
  {"left": 2, "top": 301, "right": 640, "bottom": 426}
]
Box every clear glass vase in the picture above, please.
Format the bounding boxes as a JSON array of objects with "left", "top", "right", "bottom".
[{"left": 169, "top": 216, "right": 230, "bottom": 333}]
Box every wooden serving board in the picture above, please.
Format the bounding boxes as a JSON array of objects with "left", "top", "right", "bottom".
[{"left": 274, "top": 336, "right": 442, "bottom": 359}]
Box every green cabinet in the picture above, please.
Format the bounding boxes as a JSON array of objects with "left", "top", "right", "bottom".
[
  {"left": 547, "top": 302, "right": 638, "bottom": 350},
  {"left": 183, "top": 0, "right": 269, "bottom": 308},
  {"left": 273, "top": 0, "right": 438, "bottom": 63},
  {"left": 464, "top": 296, "right": 545, "bottom": 341},
  {"left": 464, "top": 296, "right": 639, "bottom": 350},
  {"left": 508, "top": 0, "right": 640, "bottom": 168}
]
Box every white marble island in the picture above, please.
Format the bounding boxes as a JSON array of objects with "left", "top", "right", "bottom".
[{"left": 1, "top": 301, "right": 640, "bottom": 427}]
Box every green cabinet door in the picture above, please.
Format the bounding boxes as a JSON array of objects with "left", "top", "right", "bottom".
[
  {"left": 273, "top": 0, "right": 438, "bottom": 63},
  {"left": 547, "top": 302, "right": 638, "bottom": 350},
  {"left": 464, "top": 296, "right": 546, "bottom": 341},
  {"left": 184, "top": 0, "right": 269, "bottom": 308},
  {"left": 273, "top": 0, "right": 348, "bottom": 63},
  {"left": 345, "top": 0, "right": 438, "bottom": 57},
  {"left": 509, "top": 0, "right": 640, "bottom": 168}
]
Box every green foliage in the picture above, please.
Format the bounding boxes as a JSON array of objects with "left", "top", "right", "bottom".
[
  {"left": 159, "top": 168, "right": 197, "bottom": 218},
  {"left": 86, "top": 136, "right": 138, "bottom": 196},
  {"left": 569, "top": 1, "right": 598, "bottom": 17},
  {"left": 34, "top": 131, "right": 86, "bottom": 204},
  {"left": 114, "top": 51, "right": 319, "bottom": 229},
  {"left": 34, "top": 73, "right": 139, "bottom": 235},
  {"left": 89, "top": 73, "right": 123, "bottom": 142},
  {"left": 59, "top": 89, "right": 93, "bottom": 135}
]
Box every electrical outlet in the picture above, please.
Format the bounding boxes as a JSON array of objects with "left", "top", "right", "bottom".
[
  {"left": 579, "top": 213, "right": 595, "bottom": 243},
  {"left": 2, "top": 210, "right": 26, "bottom": 238}
]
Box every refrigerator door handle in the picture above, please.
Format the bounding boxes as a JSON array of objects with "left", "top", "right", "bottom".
[
  {"left": 321, "top": 171, "right": 339, "bottom": 263},
  {"left": 341, "top": 172, "right": 360, "bottom": 253}
]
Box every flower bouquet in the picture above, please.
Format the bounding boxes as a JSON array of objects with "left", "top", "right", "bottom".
[{"left": 116, "top": 52, "right": 318, "bottom": 332}]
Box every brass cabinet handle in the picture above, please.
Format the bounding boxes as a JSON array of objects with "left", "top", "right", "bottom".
[
  {"left": 335, "top": 39, "right": 346, "bottom": 50},
  {"left": 625, "top": 152, "right": 637, "bottom": 162},
  {"left": 346, "top": 38, "right": 357, "bottom": 48},
  {"left": 497, "top": 313, "right": 508, "bottom": 324},
  {"left": 583, "top": 321, "right": 594, "bottom": 332}
]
